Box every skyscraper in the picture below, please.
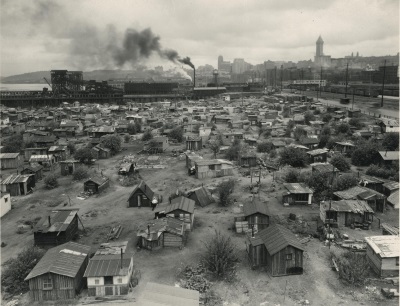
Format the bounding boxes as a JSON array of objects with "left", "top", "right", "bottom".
[{"left": 314, "top": 36, "right": 331, "bottom": 67}]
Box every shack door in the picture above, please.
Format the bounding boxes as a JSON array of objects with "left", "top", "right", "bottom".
[{"left": 105, "top": 286, "right": 113, "bottom": 296}]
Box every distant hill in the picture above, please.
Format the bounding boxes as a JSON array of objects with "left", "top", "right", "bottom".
[{"left": 0, "top": 71, "right": 51, "bottom": 84}]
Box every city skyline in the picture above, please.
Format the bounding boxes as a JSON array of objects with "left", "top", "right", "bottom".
[{"left": 1, "top": 0, "right": 399, "bottom": 77}]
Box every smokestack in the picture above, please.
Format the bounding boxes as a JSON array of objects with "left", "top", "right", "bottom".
[
  {"left": 120, "top": 248, "right": 123, "bottom": 270},
  {"left": 48, "top": 216, "right": 51, "bottom": 227},
  {"left": 193, "top": 67, "right": 196, "bottom": 88}
]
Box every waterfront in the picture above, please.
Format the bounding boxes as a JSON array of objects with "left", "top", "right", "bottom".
[{"left": 0, "top": 83, "right": 50, "bottom": 91}]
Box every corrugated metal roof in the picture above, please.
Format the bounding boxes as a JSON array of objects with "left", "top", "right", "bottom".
[
  {"left": 382, "top": 181, "right": 399, "bottom": 191},
  {"left": 25, "top": 242, "right": 90, "bottom": 280},
  {"left": 22, "top": 163, "right": 43, "bottom": 172},
  {"left": 0, "top": 153, "right": 20, "bottom": 159},
  {"left": 1, "top": 174, "right": 33, "bottom": 184},
  {"left": 138, "top": 282, "right": 200, "bottom": 306},
  {"left": 243, "top": 201, "right": 270, "bottom": 217},
  {"left": 284, "top": 183, "right": 313, "bottom": 194},
  {"left": 166, "top": 196, "right": 195, "bottom": 214},
  {"left": 321, "top": 200, "right": 374, "bottom": 214},
  {"left": 29, "top": 155, "right": 53, "bottom": 162},
  {"left": 255, "top": 224, "right": 305, "bottom": 255},
  {"left": 34, "top": 209, "right": 79, "bottom": 233},
  {"left": 365, "top": 236, "right": 400, "bottom": 258},
  {"left": 84, "top": 254, "right": 132, "bottom": 277}
]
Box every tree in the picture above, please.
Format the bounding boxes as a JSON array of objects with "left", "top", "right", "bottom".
[
  {"left": 304, "top": 111, "right": 315, "bottom": 125},
  {"left": 348, "top": 118, "right": 365, "bottom": 130},
  {"left": 279, "top": 147, "right": 309, "bottom": 167},
  {"left": 74, "top": 147, "right": 94, "bottom": 164},
  {"left": 269, "top": 149, "right": 277, "bottom": 158},
  {"left": 314, "top": 109, "right": 321, "bottom": 115},
  {"left": 134, "top": 121, "right": 142, "bottom": 133},
  {"left": 73, "top": 166, "right": 89, "bottom": 181},
  {"left": 318, "top": 134, "right": 331, "bottom": 148},
  {"left": 2, "top": 134, "right": 24, "bottom": 153},
  {"left": 101, "top": 135, "right": 122, "bottom": 155},
  {"left": 382, "top": 132, "right": 399, "bottom": 151},
  {"left": 142, "top": 130, "right": 153, "bottom": 141},
  {"left": 168, "top": 126, "right": 184, "bottom": 142},
  {"left": 217, "top": 179, "right": 235, "bottom": 206},
  {"left": 303, "top": 171, "right": 330, "bottom": 200},
  {"left": 333, "top": 173, "right": 358, "bottom": 191},
  {"left": 257, "top": 141, "right": 274, "bottom": 153},
  {"left": 66, "top": 142, "right": 75, "bottom": 156},
  {"left": 225, "top": 140, "right": 241, "bottom": 161},
  {"left": 294, "top": 127, "right": 307, "bottom": 141},
  {"left": 322, "top": 113, "right": 332, "bottom": 123},
  {"left": 1, "top": 246, "right": 46, "bottom": 295},
  {"left": 44, "top": 172, "right": 59, "bottom": 189},
  {"left": 321, "top": 126, "right": 331, "bottom": 136},
  {"left": 351, "top": 141, "right": 380, "bottom": 166},
  {"left": 202, "top": 231, "right": 239, "bottom": 281},
  {"left": 127, "top": 123, "right": 137, "bottom": 135},
  {"left": 282, "top": 106, "right": 291, "bottom": 118},
  {"left": 330, "top": 154, "right": 350, "bottom": 172},
  {"left": 335, "top": 122, "right": 351, "bottom": 135},
  {"left": 46, "top": 121, "right": 59, "bottom": 132},
  {"left": 124, "top": 134, "right": 130, "bottom": 143},
  {"left": 366, "top": 164, "right": 399, "bottom": 181},
  {"left": 284, "top": 168, "right": 301, "bottom": 183},
  {"left": 332, "top": 251, "right": 370, "bottom": 286},
  {"left": 209, "top": 140, "right": 220, "bottom": 158},
  {"left": 287, "top": 120, "right": 295, "bottom": 130}
]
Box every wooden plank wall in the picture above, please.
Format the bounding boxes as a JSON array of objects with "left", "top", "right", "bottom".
[
  {"left": 271, "top": 246, "right": 303, "bottom": 276},
  {"left": 28, "top": 273, "right": 76, "bottom": 301},
  {"left": 164, "top": 232, "right": 183, "bottom": 248}
]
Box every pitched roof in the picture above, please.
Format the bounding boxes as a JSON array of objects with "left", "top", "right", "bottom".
[
  {"left": 365, "top": 236, "right": 400, "bottom": 258},
  {"left": 165, "top": 196, "right": 195, "bottom": 214},
  {"left": 388, "top": 190, "right": 399, "bottom": 209},
  {"left": 1, "top": 174, "right": 33, "bottom": 184},
  {"left": 128, "top": 180, "right": 154, "bottom": 201},
  {"left": 307, "top": 148, "right": 329, "bottom": 156},
  {"left": 378, "top": 151, "right": 399, "bottom": 161},
  {"left": 34, "top": 209, "right": 79, "bottom": 233},
  {"left": 321, "top": 200, "right": 374, "bottom": 214},
  {"left": 84, "top": 175, "right": 109, "bottom": 186},
  {"left": 84, "top": 254, "right": 133, "bottom": 277},
  {"left": 0, "top": 153, "right": 20, "bottom": 159},
  {"left": 312, "top": 163, "right": 339, "bottom": 173},
  {"left": 138, "top": 282, "right": 200, "bottom": 306},
  {"left": 186, "top": 186, "right": 214, "bottom": 207},
  {"left": 25, "top": 242, "right": 90, "bottom": 280},
  {"left": 301, "top": 138, "right": 319, "bottom": 145},
  {"left": 137, "top": 218, "right": 185, "bottom": 240},
  {"left": 382, "top": 181, "right": 399, "bottom": 191},
  {"left": 21, "top": 163, "right": 43, "bottom": 172},
  {"left": 242, "top": 201, "right": 270, "bottom": 217},
  {"left": 255, "top": 224, "right": 305, "bottom": 255},
  {"left": 334, "top": 186, "right": 386, "bottom": 200}
]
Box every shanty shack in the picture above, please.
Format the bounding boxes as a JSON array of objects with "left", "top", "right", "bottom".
[
  {"left": 21, "top": 163, "right": 43, "bottom": 182},
  {"left": 84, "top": 241, "right": 134, "bottom": 296},
  {"left": 59, "top": 160, "right": 80, "bottom": 176},
  {"left": 164, "top": 196, "right": 195, "bottom": 231},
  {"left": 1, "top": 192, "right": 11, "bottom": 218},
  {"left": 91, "top": 145, "right": 111, "bottom": 159},
  {"left": 127, "top": 180, "right": 160, "bottom": 208},
  {"left": 186, "top": 136, "right": 203, "bottom": 151},
  {"left": 282, "top": 183, "right": 313, "bottom": 205},
  {"left": 311, "top": 163, "right": 339, "bottom": 183},
  {"left": 118, "top": 162, "right": 135, "bottom": 175},
  {"left": 246, "top": 224, "right": 304, "bottom": 276},
  {"left": 0, "top": 153, "right": 24, "bottom": 169},
  {"left": 186, "top": 186, "right": 214, "bottom": 207},
  {"left": 377, "top": 151, "right": 399, "bottom": 167},
  {"left": 29, "top": 155, "right": 55, "bottom": 171},
  {"left": 83, "top": 175, "right": 110, "bottom": 194},
  {"left": 194, "top": 159, "right": 234, "bottom": 179},
  {"left": 307, "top": 148, "right": 329, "bottom": 163},
  {"left": 48, "top": 145, "right": 69, "bottom": 162},
  {"left": 137, "top": 282, "right": 200, "bottom": 306},
  {"left": 24, "top": 242, "right": 90, "bottom": 301},
  {"left": 137, "top": 217, "right": 185, "bottom": 250},
  {"left": 334, "top": 141, "right": 355, "bottom": 155},
  {"left": 319, "top": 200, "right": 374, "bottom": 228},
  {"left": 241, "top": 201, "right": 270, "bottom": 232},
  {"left": 334, "top": 186, "right": 386, "bottom": 213},
  {"left": 34, "top": 208, "right": 81, "bottom": 246},
  {"left": 1, "top": 174, "right": 35, "bottom": 196},
  {"left": 365, "top": 235, "right": 399, "bottom": 277}
]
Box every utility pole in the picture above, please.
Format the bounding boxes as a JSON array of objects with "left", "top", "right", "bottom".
[
  {"left": 328, "top": 164, "right": 335, "bottom": 249},
  {"left": 381, "top": 60, "right": 386, "bottom": 107},
  {"left": 352, "top": 88, "right": 355, "bottom": 110},
  {"left": 274, "top": 66, "right": 277, "bottom": 89},
  {"left": 280, "top": 65, "right": 283, "bottom": 92},
  {"left": 320, "top": 66, "right": 323, "bottom": 99},
  {"left": 344, "top": 62, "right": 349, "bottom": 98}
]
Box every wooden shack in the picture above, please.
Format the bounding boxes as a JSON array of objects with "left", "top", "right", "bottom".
[
  {"left": 194, "top": 159, "right": 234, "bottom": 179},
  {"left": 118, "top": 162, "right": 135, "bottom": 175},
  {"left": 165, "top": 196, "right": 195, "bottom": 231},
  {"left": 334, "top": 186, "right": 386, "bottom": 213},
  {"left": 282, "top": 183, "right": 313, "bottom": 205},
  {"left": 0, "top": 153, "right": 24, "bottom": 169},
  {"left": 307, "top": 148, "right": 328, "bottom": 163},
  {"left": 186, "top": 136, "right": 203, "bottom": 151},
  {"left": 1, "top": 192, "right": 11, "bottom": 218},
  {"left": 21, "top": 163, "right": 43, "bottom": 182},
  {"left": 24, "top": 242, "right": 90, "bottom": 301},
  {"left": 365, "top": 235, "right": 399, "bottom": 277},
  {"left": 34, "top": 208, "right": 81, "bottom": 246},
  {"left": 242, "top": 201, "right": 270, "bottom": 232},
  {"left": 59, "top": 160, "right": 80, "bottom": 176},
  {"left": 186, "top": 186, "right": 214, "bottom": 207},
  {"left": 83, "top": 175, "right": 110, "bottom": 194},
  {"left": 246, "top": 224, "right": 304, "bottom": 276},
  {"left": 1, "top": 174, "right": 35, "bottom": 196},
  {"left": 127, "top": 180, "right": 158, "bottom": 208}
]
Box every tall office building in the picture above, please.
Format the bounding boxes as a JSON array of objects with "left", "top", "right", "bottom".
[{"left": 314, "top": 36, "right": 332, "bottom": 67}]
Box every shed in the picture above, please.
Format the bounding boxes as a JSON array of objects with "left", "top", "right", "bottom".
[
  {"left": 334, "top": 186, "right": 386, "bottom": 213},
  {"left": 137, "top": 217, "right": 185, "bottom": 250},
  {"left": 165, "top": 196, "right": 195, "bottom": 231},
  {"left": 311, "top": 163, "right": 339, "bottom": 183},
  {"left": 29, "top": 154, "right": 55, "bottom": 171},
  {"left": 334, "top": 141, "right": 355, "bottom": 155},
  {"left": 382, "top": 181, "right": 399, "bottom": 197},
  {"left": 307, "top": 148, "right": 328, "bottom": 163},
  {"left": 387, "top": 190, "right": 399, "bottom": 209},
  {"left": 300, "top": 138, "right": 319, "bottom": 150},
  {"left": 33, "top": 209, "right": 81, "bottom": 246},
  {"left": 138, "top": 282, "right": 200, "bottom": 306},
  {"left": 21, "top": 163, "right": 44, "bottom": 182},
  {"left": 246, "top": 224, "right": 304, "bottom": 276},
  {"left": 83, "top": 175, "right": 109, "bottom": 194},
  {"left": 365, "top": 235, "right": 399, "bottom": 277},
  {"left": 186, "top": 186, "right": 214, "bottom": 207},
  {"left": 282, "top": 183, "right": 313, "bottom": 205},
  {"left": 0, "top": 153, "right": 24, "bottom": 169},
  {"left": 59, "top": 160, "right": 80, "bottom": 176},
  {"left": 1, "top": 174, "right": 35, "bottom": 196},
  {"left": 118, "top": 162, "right": 135, "bottom": 175},
  {"left": 91, "top": 145, "right": 111, "bottom": 159},
  {"left": 377, "top": 151, "right": 399, "bottom": 167},
  {"left": 24, "top": 242, "right": 90, "bottom": 301},
  {"left": 319, "top": 200, "right": 374, "bottom": 228},
  {"left": 127, "top": 180, "right": 159, "bottom": 208},
  {"left": 359, "top": 175, "right": 385, "bottom": 193},
  {"left": 242, "top": 201, "right": 270, "bottom": 232}
]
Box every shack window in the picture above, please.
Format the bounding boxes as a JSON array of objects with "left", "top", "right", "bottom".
[
  {"left": 286, "top": 254, "right": 292, "bottom": 260},
  {"left": 95, "top": 279, "right": 99, "bottom": 285},
  {"left": 209, "top": 165, "right": 215, "bottom": 170},
  {"left": 396, "top": 257, "right": 399, "bottom": 266},
  {"left": 117, "top": 278, "right": 123, "bottom": 283},
  {"left": 43, "top": 278, "right": 53, "bottom": 290},
  {"left": 4, "top": 197, "right": 8, "bottom": 203}
]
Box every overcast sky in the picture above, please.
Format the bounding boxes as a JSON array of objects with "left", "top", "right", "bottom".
[{"left": 0, "top": 0, "right": 399, "bottom": 76}]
